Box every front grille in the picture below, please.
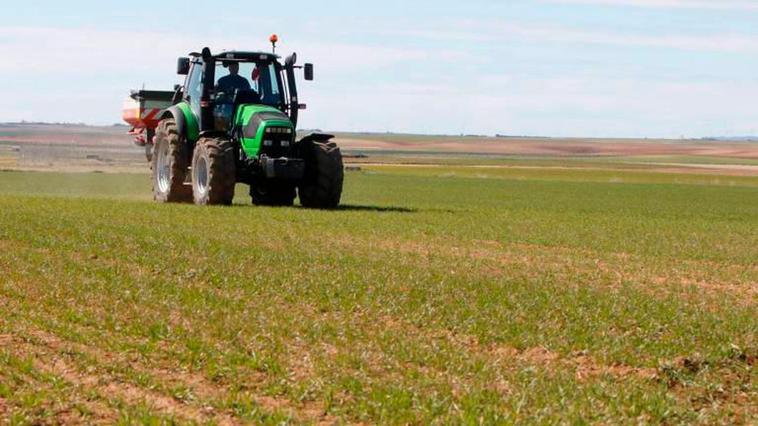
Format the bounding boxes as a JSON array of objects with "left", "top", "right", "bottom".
[{"left": 259, "top": 133, "right": 294, "bottom": 158}]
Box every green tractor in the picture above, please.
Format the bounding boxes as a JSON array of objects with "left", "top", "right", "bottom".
[{"left": 129, "top": 42, "right": 343, "bottom": 208}]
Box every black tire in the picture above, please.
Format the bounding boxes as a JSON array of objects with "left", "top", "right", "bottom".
[
  {"left": 298, "top": 140, "right": 344, "bottom": 209},
  {"left": 151, "top": 118, "right": 192, "bottom": 203},
  {"left": 191, "top": 137, "right": 236, "bottom": 206},
  {"left": 250, "top": 182, "right": 296, "bottom": 206}
]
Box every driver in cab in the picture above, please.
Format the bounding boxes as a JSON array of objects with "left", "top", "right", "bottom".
[{"left": 216, "top": 62, "right": 251, "bottom": 94}]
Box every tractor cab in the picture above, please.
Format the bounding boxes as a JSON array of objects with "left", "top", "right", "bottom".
[{"left": 176, "top": 49, "right": 312, "bottom": 136}]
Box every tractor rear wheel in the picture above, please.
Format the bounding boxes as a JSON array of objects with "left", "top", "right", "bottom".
[
  {"left": 145, "top": 143, "right": 154, "bottom": 163},
  {"left": 191, "top": 137, "right": 236, "bottom": 206},
  {"left": 298, "top": 140, "right": 344, "bottom": 209},
  {"left": 152, "top": 118, "right": 192, "bottom": 203},
  {"left": 250, "top": 182, "right": 296, "bottom": 206},
  {"left": 145, "top": 129, "right": 155, "bottom": 163}
]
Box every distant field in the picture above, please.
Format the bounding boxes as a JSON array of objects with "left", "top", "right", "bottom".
[
  {"left": 0, "top": 167, "right": 755, "bottom": 424},
  {"left": 1, "top": 124, "right": 757, "bottom": 176}
]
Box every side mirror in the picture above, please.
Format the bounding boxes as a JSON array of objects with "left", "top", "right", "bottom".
[
  {"left": 177, "top": 57, "right": 190, "bottom": 75},
  {"left": 304, "top": 63, "right": 314, "bottom": 81}
]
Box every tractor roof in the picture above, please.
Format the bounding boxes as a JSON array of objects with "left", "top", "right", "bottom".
[{"left": 189, "top": 51, "right": 280, "bottom": 62}]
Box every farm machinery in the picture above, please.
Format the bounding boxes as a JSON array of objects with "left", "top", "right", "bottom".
[{"left": 122, "top": 37, "right": 343, "bottom": 207}]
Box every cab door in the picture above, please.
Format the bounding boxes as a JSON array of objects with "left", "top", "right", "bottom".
[{"left": 184, "top": 61, "right": 204, "bottom": 122}]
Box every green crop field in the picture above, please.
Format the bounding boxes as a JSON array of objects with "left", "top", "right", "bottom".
[{"left": 0, "top": 167, "right": 756, "bottom": 424}]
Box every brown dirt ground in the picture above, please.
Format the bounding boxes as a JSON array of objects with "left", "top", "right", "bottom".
[
  {"left": 355, "top": 162, "right": 758, "bottom": 177},
  {"left": 336, "top": 136, "right": 758, "bottom": 159},
  {"left": 2, "top": 124, "right": 757, "bottom": 159},
  {"left": 3, "top": 125, "right": 757, "bottom": 176}
]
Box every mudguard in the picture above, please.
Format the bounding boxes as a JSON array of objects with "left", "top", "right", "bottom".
[
  {"left": 159, "top": 104, "right": 199, "bottom": 142},
  {"left": 298, "top": 133, "right": 335, "bottom": 144},
  {"left": 159, "top": 106, "right": 186, "bottom": 138}
]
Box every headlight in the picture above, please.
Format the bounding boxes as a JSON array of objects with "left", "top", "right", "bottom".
[{"left": 265, "top": 127, "right": 294, "bottom": 134}]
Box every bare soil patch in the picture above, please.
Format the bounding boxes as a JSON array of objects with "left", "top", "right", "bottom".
[
  {"left": 3, "top": 125, "right": 757, "bottom": 175},
  {"left": 336, "top": 136, "right": 758, "bottom": 160},
  {"left": 13, "top": 331, "right": 220, "bottom": 425},
  {"left": 5, "top": 325, "right": 338, "bottom": 425},
  {"left": 372, "top": 313, "right": 659, "bottom": 384}
]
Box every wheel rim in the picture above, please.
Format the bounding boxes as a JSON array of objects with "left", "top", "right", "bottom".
[
  {"left": 195, "top": 155, "right": 209, "bottom": 198},
  {"left": 156, "top": 142, "right": 170, "bottom": 193}
]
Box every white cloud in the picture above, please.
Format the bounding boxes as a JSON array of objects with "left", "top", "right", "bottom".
[
  {"left": 301, "top": 72, "right": 758, "bottom": 138},
  {"left": 544, "top": 0, "right": 758, "bottom": 10},
  {"left": 387, "top": 19, "right": 758, "bottom": 54},
  {"left": 0, "top": 25, "right": 468, "bottom": 125},
  {"left": 2, "top": 23, "right": 757, "bottom": 138},
  {"left": 363, "top": 14, "right": 758, "bottom": 54},
  {"left": 502, "top": 22, "right": 758, "bottom": 53},
  {"left": 0, "top": 26, "right": 434, "bottom": 75}
]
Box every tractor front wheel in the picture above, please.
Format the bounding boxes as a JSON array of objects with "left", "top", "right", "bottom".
[
  {"left": 152, "top": 118, "right": 192, "bottom": 203},
  {"left": 298, "top": 140, "right": 344, "bottom": 209},
  {"left": 191, "top": 137, "right": 236, "bottom": 206}
]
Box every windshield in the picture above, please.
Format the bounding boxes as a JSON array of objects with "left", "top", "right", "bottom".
[{"left": 215, "top": 61, "right": 282, "bottom": 107}]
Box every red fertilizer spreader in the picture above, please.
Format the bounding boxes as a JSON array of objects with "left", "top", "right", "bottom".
[{"left": 122, "top": 90, "right": 175, "bottom": 147}]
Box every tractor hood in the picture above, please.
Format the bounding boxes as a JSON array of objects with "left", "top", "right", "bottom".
[{"left": 236, "top": 104, "right": 295, "bottom": 157}]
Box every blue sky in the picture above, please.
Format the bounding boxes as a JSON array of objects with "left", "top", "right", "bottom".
[{"left": 2, "top": 0, "right": 758, "bottom": 137}]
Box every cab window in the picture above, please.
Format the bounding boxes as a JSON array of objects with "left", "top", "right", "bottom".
[{"left": 186, "top": 62, "right": 203, "bottom": 114}]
